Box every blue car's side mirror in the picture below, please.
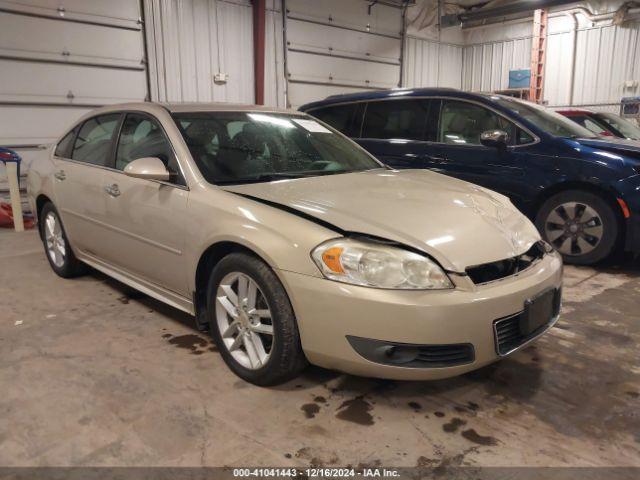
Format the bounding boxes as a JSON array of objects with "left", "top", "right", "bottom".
[{"left": 480, "top": 130, "right": 509, "bottom": 148}]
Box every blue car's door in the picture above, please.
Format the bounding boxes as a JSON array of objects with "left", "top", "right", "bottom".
[
  {"left": 354, "top": 98, "right": 441, "bottom": 169},
  {"left": 423, "top": 98, "right": 532, "bottom": 206}
]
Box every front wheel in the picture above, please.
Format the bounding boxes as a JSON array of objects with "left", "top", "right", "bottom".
[
  {"left": 535, "top": 190, "right": 620, "bottom": 265},
  {"left": 206, "top": 252, "right": 307, "bottom": 386}
]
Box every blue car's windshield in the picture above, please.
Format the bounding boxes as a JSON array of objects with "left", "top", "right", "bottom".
[{"left": 489, "top": 96, "right": 598, "bottom": 139}]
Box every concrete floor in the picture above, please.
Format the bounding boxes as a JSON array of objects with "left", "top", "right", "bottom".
[{"left": 1, "top": 229, "right": 639, "bottom": 469}]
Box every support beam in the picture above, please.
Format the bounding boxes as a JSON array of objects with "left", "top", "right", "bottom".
[{"left": 252, "top": 0, "right": 266, "bottom": 105}]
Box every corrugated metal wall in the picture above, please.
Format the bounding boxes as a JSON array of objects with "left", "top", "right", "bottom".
[
  {"left": 455, "top": 11, "right": 640, "bottom": 106},
  {"left": 403, "top": 37, "right": 463, "bottom": 89},
  {"left": 140, "top": 0, "right": 640, "bottom": 110},
  {"left": 265, "top": 1, "right": 286, "bottom": 108},
  {"left": 461, "top": 37, "right": 532, "bottom": 92},
  {"left": 143, "top": 0, "right": 285, "bottom": 107},
  {"left": 144, "top": 0, "right": 255, "bottom": 104},
  {"left": 546, "top": 21, "right": 640, "bottom": 106}
]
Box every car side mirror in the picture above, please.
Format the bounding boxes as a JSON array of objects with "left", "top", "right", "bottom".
[
  {"left": 124, "top": 157, "right": 170, "bottom": 181},
  {"left": 480, "top": 130, "right": 509, "bottom": 148}
]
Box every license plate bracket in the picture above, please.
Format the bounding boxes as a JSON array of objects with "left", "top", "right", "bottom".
[{"left": 520, "top": 289, "right": 555, "bottom": 336}]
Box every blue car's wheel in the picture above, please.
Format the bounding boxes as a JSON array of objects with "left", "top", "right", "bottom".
[{"left": 535, "top": 190, "right": 619, "bottom": 265}]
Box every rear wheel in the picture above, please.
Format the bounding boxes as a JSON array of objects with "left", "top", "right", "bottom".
[
  {"left": 40, "top": 202, "right": 87, "bottom": 277},
  {"left": 206, "top": 252, "right": 307, "bottom": 386},
  {"left": 535, "top": 190, "right": 619, "bottom": 265}
]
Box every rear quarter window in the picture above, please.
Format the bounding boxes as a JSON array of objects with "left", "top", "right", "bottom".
[
  {"left": 54, "top": 128, "right": 77, "bottom": 158},
  {"left": 308, "top": 104, "right": 362, "bottom": 137}
]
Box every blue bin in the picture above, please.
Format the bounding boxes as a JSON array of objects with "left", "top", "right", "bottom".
[{"left": 508, "top": 69, "right": 531, "bottom": 89}]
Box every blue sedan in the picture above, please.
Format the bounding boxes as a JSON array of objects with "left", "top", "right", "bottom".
[{"left": 300, "top": 88, "right": 640, "bottom": 265}]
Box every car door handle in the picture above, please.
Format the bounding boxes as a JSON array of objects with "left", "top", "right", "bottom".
[
  {"left": 426, "top": 156, "right": 448, "bottom": 164},
  {"left": 429, "top": 157, "right": 449, "bottom": 163},
  {"left": 54, "top": 170, "right": 66, "bottom": 181},
  {"left": 104, "top": 184, "right": 121, "bottom": 197}
]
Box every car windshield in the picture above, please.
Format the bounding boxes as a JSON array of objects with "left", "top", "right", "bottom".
[
  {"left": 596, "top": 112, "right": 640, "bottom": 140},
  {"left": 172, "top": 111, "right": 383, "bottom": 185},
  {"left": 488, "top": 96, "right": 598, "bottom": 139}
]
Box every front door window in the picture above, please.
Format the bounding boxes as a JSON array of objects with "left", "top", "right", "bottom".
[
  {"left": 116, "top": 113, "right": 185, "bottom": 185},
  {"left": 439, "top": 101, "right": 513, "bottom": 145}
]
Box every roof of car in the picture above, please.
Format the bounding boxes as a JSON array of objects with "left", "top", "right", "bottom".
[
  {"left": 94, "top": 101, "right": 301, "bottom": 116},
  {"left": 160, "top": 102, "right": 300, "bottom": 115},
  {"left": 555, "top": 108, "right": 594, "bottom": 115},
  {"left": 298, "top": 87, "right": 491, "bottom": 111}
]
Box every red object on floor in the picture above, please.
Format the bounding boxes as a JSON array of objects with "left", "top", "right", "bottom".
[{"left": 0, "top": 202, "right": 34, "bottom": 229}]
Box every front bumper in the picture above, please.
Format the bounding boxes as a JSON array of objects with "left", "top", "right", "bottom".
[
  {"left": 625, "top": 214, "right": 640, "bottom": 254},
  {"left": 619, "top": 174, "right": 640, "bottom": 254},
  {"left": 279, "top": 251, "right": 563, "bottom": 380}
]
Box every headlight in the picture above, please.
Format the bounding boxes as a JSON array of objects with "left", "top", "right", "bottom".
[{"left": 311, "top": 238, "right": 453, "bottom": 290}]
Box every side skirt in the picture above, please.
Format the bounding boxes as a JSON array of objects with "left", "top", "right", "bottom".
[{"left": 77, "top": 251, "right": 195, "bottom": 316}]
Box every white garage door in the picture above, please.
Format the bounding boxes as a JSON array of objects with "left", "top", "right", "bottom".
[
  {"left": 0, "top": 0, "right": 147, "bottom": 188},
  {"left": 285, "top": 0, "right": 403, "bottom": 108}
]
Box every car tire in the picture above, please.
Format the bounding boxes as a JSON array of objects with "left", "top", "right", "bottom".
[
  {"left": 40, "top": 202, "right": 87, "bottom": 278},
  {"left": 206, "top": 252, "right": 307, "bottom": 386},
  {"left": 535, "top": 190, "right": 619, "bottom": 265}
]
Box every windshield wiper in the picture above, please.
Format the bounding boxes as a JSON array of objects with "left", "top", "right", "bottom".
[
  {"left": 215, "top": 168, "right": 379, "bottom": 185},
  {"left": 566, "top": 134, "right": 599, "bottom": 140},
  {"left": 216, "top": 172, "right": 311, "bottom": 185}
]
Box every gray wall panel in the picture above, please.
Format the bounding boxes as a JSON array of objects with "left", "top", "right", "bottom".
[
  {"left": 0, "top": 1, "right": 146, "bottom": 150},
  {"left": 284, "top": 0, "right": 402, "bottom": 108}
]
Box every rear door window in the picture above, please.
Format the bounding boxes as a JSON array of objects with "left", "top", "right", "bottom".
[
  {"left": 71, "top": 114, "right": 121, "bottom": 166},
  {"left": 361, "top": 99, "right": 430, "bottom": 141}
]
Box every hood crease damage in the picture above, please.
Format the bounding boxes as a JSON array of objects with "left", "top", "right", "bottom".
[{"left": 222, "top": 169, "right": 541, "bottom": 273}]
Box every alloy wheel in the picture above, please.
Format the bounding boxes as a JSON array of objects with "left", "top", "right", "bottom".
[
  {"left": 44, "top": 212, "right": 66, "bottom": 268},
  {"left": 544, "top": 201, "right": 604, "bottom": 256},
  {"left": 215, "top": 272, "right": 274, "bottom": 370}
]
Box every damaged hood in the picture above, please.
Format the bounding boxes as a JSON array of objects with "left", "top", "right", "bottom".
[{"left": 222, "top": 169, "right": 541, "bottom": 272}]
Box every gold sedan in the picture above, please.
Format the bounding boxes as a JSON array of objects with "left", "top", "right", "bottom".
[{"left": 28, "top": 103, "right": 563, "bottom": 385}]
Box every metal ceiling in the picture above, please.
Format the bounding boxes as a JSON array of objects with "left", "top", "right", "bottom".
[
  {"left": 442, "top": 0, "right": 581, "bottom": 27},
  {"left": 453, "top": 0, "right": 491, "bottom": 5},
  {"left": 365, "top": 0, "right": 417, "bottom": 8}
]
